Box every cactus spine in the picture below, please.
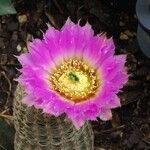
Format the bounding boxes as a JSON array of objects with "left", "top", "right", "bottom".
[{"left": 13, "top": 84, "right": 94, "bottom": 150}]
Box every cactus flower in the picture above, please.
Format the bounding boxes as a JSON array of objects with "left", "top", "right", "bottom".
[{"left": 17, "top": 18, "right": 128, "bottom": 129}]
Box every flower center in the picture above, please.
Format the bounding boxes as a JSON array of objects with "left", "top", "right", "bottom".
[{"left": 49, "top": 58, "right": 100, "bottom": 103}]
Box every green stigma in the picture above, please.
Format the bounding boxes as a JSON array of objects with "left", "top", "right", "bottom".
[{"left": 68, "top": 72, "right": 79, "bottom": 82}]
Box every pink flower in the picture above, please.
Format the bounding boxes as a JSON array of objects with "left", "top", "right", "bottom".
[{"left": 17, "top": 18, "right": 128, "bottom": 129}]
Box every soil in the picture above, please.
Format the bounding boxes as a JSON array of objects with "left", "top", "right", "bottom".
[{"left": 0, "top": 0, "right": 150, "bottom": 150}]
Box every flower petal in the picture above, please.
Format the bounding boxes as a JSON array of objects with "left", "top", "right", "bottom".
[{"left": 17, "top": 18, "right": 128, "bottom": 129}]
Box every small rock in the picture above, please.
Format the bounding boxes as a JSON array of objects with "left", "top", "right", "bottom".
[
  {"left": 18, "top": 14, "right": 28, "bottom": 24},
  {"left": 119, "top": 21, "right": 125, "bottom": 26},
  {"left": 124, "top": 30, "right": 134, "bottom": 37},
  {"left": 0, "top": 54, "right": 8, "bottom": 64},
  {"left": 1, "top": 16, "right": 6, "bottom": 23},
  {"left": 22, "top": 47, "right": 27, "bottom": 53},
  {"left": 146, "top": 75, "right": 150, "bottom": 81},
  {"left": 16, "top": 44, "right": 22, "bottom": 52},
  {"left": 120, "top": 32, "right": 129, "bottom": 40}
]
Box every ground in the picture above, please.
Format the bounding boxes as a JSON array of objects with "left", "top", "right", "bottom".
[{"left": 0, "top": 0, "right": 150, "bottom": 150}]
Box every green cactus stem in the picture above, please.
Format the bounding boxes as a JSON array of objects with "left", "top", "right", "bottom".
[{"left": 13, "top": 84, "right": 94, "bottom": 150}]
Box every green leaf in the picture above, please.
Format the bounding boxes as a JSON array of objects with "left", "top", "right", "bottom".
[
  {"left": 0, "top": 0, "right": 17, "bottom": 15},
  {"left": 0, "top": 119, "right": 15, "bottom": 150}
]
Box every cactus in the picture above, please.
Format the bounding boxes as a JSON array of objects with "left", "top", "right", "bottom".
[{"left": 13, "top": 84, "right": 94, "bottom": 150}]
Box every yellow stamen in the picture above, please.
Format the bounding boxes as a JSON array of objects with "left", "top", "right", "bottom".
[{"left": 49, "top": 58, "right": 100, "bottom": 103}]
